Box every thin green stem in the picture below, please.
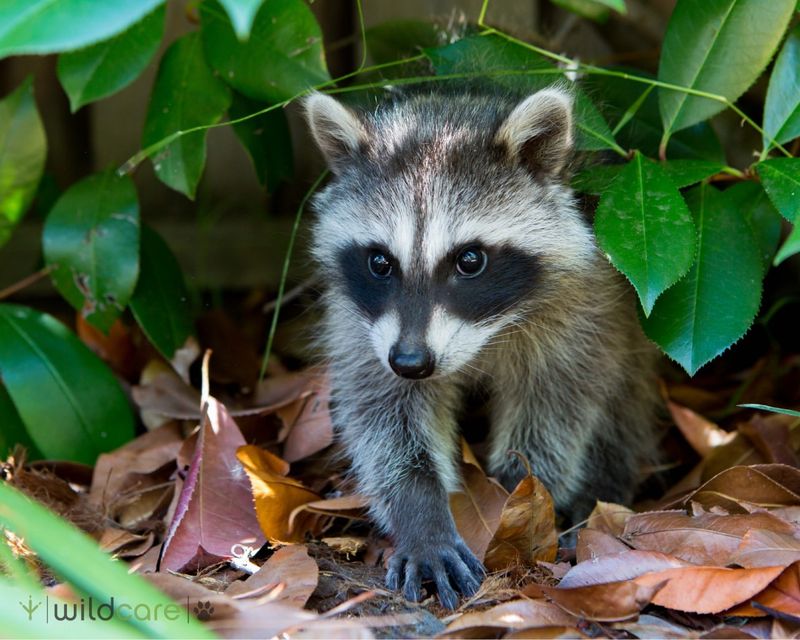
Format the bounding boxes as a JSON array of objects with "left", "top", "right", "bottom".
[
  {"left": 612, "top": 85, "right": 653, "bottom": 136},
  {"left": 258, "top": 170, "right": 328, "bottom": 381}
]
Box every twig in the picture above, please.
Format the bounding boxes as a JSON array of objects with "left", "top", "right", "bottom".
[{"left": 0, "top": 266, "right": 53, "bottom": 301}]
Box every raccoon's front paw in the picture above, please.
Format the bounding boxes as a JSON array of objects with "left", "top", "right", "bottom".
[{"left": 385, "top": 538, "right": 485, "bottom": 609}]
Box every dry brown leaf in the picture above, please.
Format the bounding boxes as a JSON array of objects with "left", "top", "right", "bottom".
[
  {"left": 725, "top": 562, "right": 800, "bottom": 618},
  {"left": 575, "top": 528, "right": 630, "bottom": 562},
  {"left": 484, "top": 472, "right": 557, "bottom": 571},
  {"left": 585, "top": 501, "right": 633, "bottom": 536},
  {"left": 688, "top": 464, "right": 800, "bottom": 513},
  {"left": 76, "top": 315, "right": 138, "bottom": 379},
  {"left": 541, "top": 580, "right": 661, "bottom": 622},
  {"left": 450, "top": 463, "right": 508, "bottom": 561},
  {"left": 226, "top": 544, "right": 319, "bottom": 607},
  {"left": 633, "top": 565, "right": 785, "bottom": 614},
  {"left": 236, "top": 445, "right": 322, "bottom": 544},
  {"left": 444, "top": 599, "right": 577, "bottom": 633},
  {"left": 98, "top": 528, "right": 154, "bottom": 558},
  {"left": 668, "top": 400, "right": 735, "bottom": 457},
  {"left": 559, "top": 550, "right": 689, "bottom": 588},
  {"left": 739, "top": 414, "right": 800, "bottom": 467},
  {"left": 732, "top": 529, "right": 800, "bottom": 568},
  {"left": 322, "top": 536, "right": 368, "bottom": 557},
  {"left": 503, "top": 626, "right": 587, "bottom": 639},
  {"left": 622, "top": 510, "right": 797, "bottom": 565},
  {"left": 281, "top": 375, "right": 334, "bottom": 463},
  {"left": 289, "top": 495, "right": 370, "bottom": 532}
]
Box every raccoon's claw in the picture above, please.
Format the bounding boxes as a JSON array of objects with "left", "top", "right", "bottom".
[{"left": 386, "top": 540, "right": 485, "bottom": 609}]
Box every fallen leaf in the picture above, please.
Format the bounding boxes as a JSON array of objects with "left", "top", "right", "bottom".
[
  {"left": 450, "top": 463, "right": 508, "bottom": 561},
  {"left": 688, "top": 465, "right": 800, "bottom": 513},
  {"left": 739, "top": 415, "right": 799, "bottom": 467},
  {"left": 668, "top": 400, "right": 735, "bottom": 457},
  {"left": 196, "top": 309, "right": 261, "bottom": 391},
  {"left": 484, "top": 472, "right": 557, "bottom": 571},
  {"left": 159, "top": 397, "right": 265, "bottom": 572},
  {"left": 322, "top": 537, "right": 368, "bottom": 557},
  {"left": 725, "top": 561, "right": 800, "bottom": 617},
  {"left": 575, "top": 528, "right": 630, "bottom": 563},
  {"left": 732, "top": 529, "right": 800, "bottom": 568},
  {"left": 281, "top": 375, "right": 334, "bottom": 463},
  {"left": 237, "top": 444, "right": 322, "bottom": 544},
  {"left": 504, "top": 626, "right": 587, "bottom": 639},
  {"left": 445, "top": 599, "right": 577, "bottom": 633},
  {"left": 98, "top": 528, "right": 154, "bottom": 558},
  {"left": 541, "top": 580, "right": 662, "bottom": 622},
  {"left": 76, "top": 315, "right": 138, "bottom": 380},
  {"left": 586, "top": 501, "right": 633, "bottom": 536},
  {"left": 633, "top": 565, "right": 785, "bottom": 614},
  {"left": 559, "top": 550, "right": 690, "bottom": 588},
  {"left": 226, "top": 544, "right": 319, "bottom": 608}
]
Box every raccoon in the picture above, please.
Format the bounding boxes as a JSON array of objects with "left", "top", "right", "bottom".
[{"left": 304, "top": 87, "right": 660, "bottom": 608}]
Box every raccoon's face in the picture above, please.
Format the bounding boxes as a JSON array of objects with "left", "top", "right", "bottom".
[{"left": 306, "top": 89, "right": 595, "bottom": 380}]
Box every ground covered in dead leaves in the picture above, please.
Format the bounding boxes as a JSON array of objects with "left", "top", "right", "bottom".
[{"left": 5, "top": 311, "right": 800, "bottom": 639}]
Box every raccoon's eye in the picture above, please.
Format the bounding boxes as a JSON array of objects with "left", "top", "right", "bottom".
[
  {"left": 367, "top": 251, "right": 393, "bottom": 279},
  {"left": 456, "top": 247, "right": 487, "bottom": 278}
]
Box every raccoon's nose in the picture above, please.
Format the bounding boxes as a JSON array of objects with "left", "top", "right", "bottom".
[{"left": 389, "top": 345, "right": 435, "bottom": 379}]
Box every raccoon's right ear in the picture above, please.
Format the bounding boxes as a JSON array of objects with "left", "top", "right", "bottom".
[
  {"left": 495, "top": 88, "right": 573, "bottom": 180},
  {"left": 304, "top": 93, "right": 367, "bottom": 173}
]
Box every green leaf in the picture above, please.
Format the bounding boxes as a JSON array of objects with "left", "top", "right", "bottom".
[
  {"left": 739, "top": 403, "right": 800, "bottom": 418},
  {"left": 641, "top": 184, "right": 763, "bottom": 375},
  {"left": 756, "top": 157, "right": 800, "bottom": 221},
  {"left": 723, "top": 181, "right": 782, "bottom": 273},
  {"left": 551, "top": 0, "right": 626, "bottom": 22},
  {"left": 42, "top": 170, "right": 140, "bottom": 333},
  {"left": 763, "top": 25, "right": 800, "bottom": 149},
  {"left": 425, "top": 34, "right": 620, "bottom": 152},
  {"left": 200, "top": 0, "right": 330, "bottom": 103},
  {"left": 130, "top": 226, "right": 193, "bottom": 360},
  {"left": 219, "top": 0, "right": 267, "bottom": 41},
  {"left": 774, "top": 222, "right": 800, "bottom": 265},
  {"left": 0, "top": 77, "right": 46, "bottom": 249},
  {"left": 0, "top": 0, "right": 165, "bottom": 57},
  {"left": 229, "top": 94, "right": 293, "bottom": 190},
  {"left": 365, "top": 20, "right": 443, "bottom": 65},
  {"left": 0, "top": 304, "right": 134, "bottom": 464},
  {"left": 0, "top": 482, "right": 215, "bottom": 638},
  {"left": 0, "top": 381, "right": 41, "bottom": 459},
  {"left": 142, "top": 32, "right": 231, "bottom": 198},
  {"left": 56, "top": 5, "right": 165, "bottom": 112},
  {"left": 658, "top": 0, "right": 795, "bottom": 136},
  {"left": 659, "top": 159, "right": 725, "bottom": 188},
  {"left": 571, "top": 164, "right": 624, "bottom": 194},
  {"left": 595, "top": 152, "right": 696, "bottom": 315}
]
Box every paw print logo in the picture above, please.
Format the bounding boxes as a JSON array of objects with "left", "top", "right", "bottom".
[{"left": 193, "top": 600, "right": 214, "bottom": 621}]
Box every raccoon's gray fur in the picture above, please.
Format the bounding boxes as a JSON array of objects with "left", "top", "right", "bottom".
[{"left": 304, "top": 87, "right": 660, "bottom": 609}]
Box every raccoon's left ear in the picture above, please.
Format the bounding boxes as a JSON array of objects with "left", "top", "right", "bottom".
[
  {"left": 495, "top": 88, "right": 573, "bottom": 180},
  {"left": 304, "top": 92, "right": 367, "bottom": 173}
]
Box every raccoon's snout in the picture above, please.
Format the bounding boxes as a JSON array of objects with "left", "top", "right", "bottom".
[{"left": 389, "top": 344, "right": 435, "bottom": 379}]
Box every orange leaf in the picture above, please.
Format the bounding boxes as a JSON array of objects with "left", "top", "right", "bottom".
[
  {"left": 725, "top": 561, "right": 800, "bottom": 617},
  {"left": 541, "top": 580, "right": 661, "bottom": 622}
]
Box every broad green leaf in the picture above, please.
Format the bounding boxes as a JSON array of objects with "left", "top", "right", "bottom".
[
  {"left": 571, "top": 164, "right": 623, "bottom": 194},
  {"left": 365, "top": 20, "right": 443, "bottom": 65},
  {"left": 130, "top": 226, "right": 193, "bottom": 360},
  {"left": 57, "top": 5, "right": 165, "bottom": 112},
  {"left": 0, "top": 304, "right": 134, "bottom": 464},
  {"left": 763, "top": 25, "right": 800, "bottom": 149},
  {"left": 142, "top": 33, "right": 231, "bottom": 198},
  {"left": 42, "top": 170, "right": 140, "bottom": 333},
  {"left": 659, "top": 159, "right": 725, "bottom": 189},
  {"left": 595, "top": 152, "right": 696, "bottom": 315},
  {"left": 200, "top": 0, "right": 330, "bottom": 103},
  {"left": 723, "top": 181, "right": 782, "bottom": 273},
  {"left": 0, "top": 0, "right": 165, "bottom": 58},
  {"left": 774, "top": 222, "right": 800, "bottom": 265},
  {"left": 658, "top": 0, "right": 795, "bottom": 136},
  {"left": 756, "top": 157, "right": 800, "bottom": 221},
  {"left": 0, "top": 482, "right": 214, "bottom": 638},
  {"left": 551, "top": 0, "right": 626, "bottom": 22},
  {"left": 219, "top": 0, "right": 267, "bottom": 41},
  {"left": 586, "top": 70, "right": 724, "bottom": 161},
  {"left": 641, "top": 184, "right": 763, "bottom": 375},
  {"left": 425, "top": 34, "right": 620, "bottom": 152},
  {"left": 229, "top": 94, "right": 293, "bottom": 191},
  {"left": 0, "top": 78, "right": 46, "bottom": 249},
  {"left": 0, "top": 381, "right": 40, "bottom": 459}
]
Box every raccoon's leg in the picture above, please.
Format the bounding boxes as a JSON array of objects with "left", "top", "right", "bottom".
[{"left": 333, "top": 375, "right": 485, "bottom": 609}]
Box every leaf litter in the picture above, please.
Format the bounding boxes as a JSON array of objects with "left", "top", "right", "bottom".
[{"left": 5, "top": 308, "right": 800, "bottom": 638}]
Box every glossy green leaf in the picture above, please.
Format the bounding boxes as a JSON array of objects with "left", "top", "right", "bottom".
[
  {"left": 0, "top": 382, "right": 40, "bottom": 459},
  {"left": 129, "top": 226, "right": 193, "bottom": 360},
  {"left": 142, "top": 33, "right": 231, "bottom": 198},
  {"left": 641, "top": 184, "right": 763, "bottom": 375},
  {"left": 586, "top": 70, "right": 725, "bottom": 162},
  {"left": 757, "top": 157, "right": 800, "bottom": 221},
  {"left": 0, "top": 482, "right": 214, "bottom": 638},
  {"left": 42, "top": 170, "right": 140, "bottom": 333},
  {"left": 723, "top": 181, "right": 782, "bottom": 273},
  {"left": 774, "top": 222, "right": 800, "bottom": 266},
  {"left": 57, "top": 5, "right": 165, "bottom": 112},
  {"left": 425, "top": 34, "right": 620, "bottom": 152},
  {"left": 200, "top": 0, "right": 330, "bottom": 103},
  {"left": 551, "top": 0, "right": 626, "bottom": 22},
  {"left": 763, "top": 25, "right": 800, "bottom": 149},
  {"left": 0, "top": 304, "right": 134, "bottom": 464},
  {"left": 219, "top": 0, "right": 267, "bottom": 41},
  {"left": 230, "top": 94, "right": 293, "bottom": 190},
  {"left": 658, "top": 0, "right": 795, "bottom": 136},
  {"left": 595, "top": 152, "right": 696, "bottom": 315},
  {"left": 0, "top": 0, "right": 165, "bottom": 57},
  {"left": 0, "top": 77, "right": 46, "bottom": 249},
  {"left": 571, "top": 164, "right": 623, "bottom": 194},
  {"left": 659, "top": 159, "right": 726, "bottom": 189}
]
